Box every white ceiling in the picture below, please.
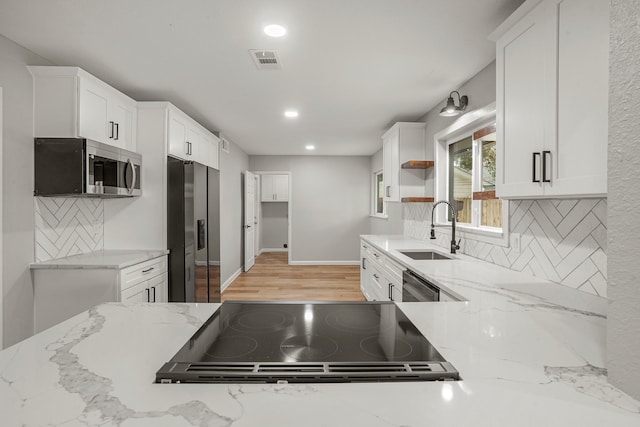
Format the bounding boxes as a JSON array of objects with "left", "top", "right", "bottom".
[{"left": 0, "top": 0, "right": 523, "bottom": 156}]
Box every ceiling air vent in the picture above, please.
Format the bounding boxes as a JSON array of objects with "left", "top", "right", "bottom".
[{"left": 249, "top": 50, "right": 282, "bottom": 70}]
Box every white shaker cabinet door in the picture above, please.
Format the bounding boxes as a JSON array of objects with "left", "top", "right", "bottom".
[
  {"left": 78, "top": 77, "right": 111, "bottom": 144},
  {"left": 274, "top": 174, "right": 289, "bottom": 201},
  {"left": 168, "top": 112, "right": 189, "bottom": 160},
  {"left": 496, "top": 1, "right": 555, "bottom": 198},
  {"left": 121, "top": 281, "right": 150, "bottom": 303},
  {"left": 548, "top": 0, "right": 608, "bottom": 197}
]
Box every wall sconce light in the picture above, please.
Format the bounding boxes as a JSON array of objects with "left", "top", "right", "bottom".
[{"left": 439, "top": 91, "right": 468, "bottom": 117}]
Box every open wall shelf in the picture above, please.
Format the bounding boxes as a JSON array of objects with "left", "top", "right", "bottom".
[
  {"left": 401, "top": 160, "right": 434, "bottom": 169},
  {"left": 401, "top": 197, "right": 435, "bottom": 203}
]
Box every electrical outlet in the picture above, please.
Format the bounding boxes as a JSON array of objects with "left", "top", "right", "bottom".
[{"left": 510, "top": 233, "right": 521, "bottom": 253}]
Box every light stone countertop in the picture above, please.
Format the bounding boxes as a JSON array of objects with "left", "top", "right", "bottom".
[
  {"left": 2, "top": 235, "right": 638, "bottom": 426},
  {"left": 29, "top": 249, "right": 170, "bottom": 270}
]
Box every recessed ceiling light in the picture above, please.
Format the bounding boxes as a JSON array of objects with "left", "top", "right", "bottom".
[
  {"left": 264, "top": 24, "right": 287, "bottom": 38},
  {"left": 305, "top": 145, "right": 315, "bottom": 150},
  {"left": 284, "top": 110, "right": 299, "bottom": 118}
]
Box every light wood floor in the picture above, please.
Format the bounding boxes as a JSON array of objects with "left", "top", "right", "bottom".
[{"left": 222, "top": 252, "right": 365, "bottom": 302}]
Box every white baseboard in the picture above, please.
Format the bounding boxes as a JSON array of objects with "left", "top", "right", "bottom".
[
  {"left": 289, "top": 260, "right": 360, "bottom": 266},
  {"left": 221, "top": 267, "right": 242, "bottom": 293},
  {"left": 260, "top": 248, "right": 288, "bottom": 253}
]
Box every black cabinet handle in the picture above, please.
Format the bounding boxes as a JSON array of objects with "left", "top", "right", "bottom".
[
  {"left": 532, "top": 152, "right": 541, "bottom": 183},
  {"left": 152, "top": 286, "right": 156, "bottom": 303},
  {"left": 388, "top": 283, "right": 393, "bottom": 300},
  {"left": 362, "top": 258, "right": 366, "bottom": 269},
  {"left": 145, "top": 288, "right": 150, "bottom": 303},
  {"left": 142, "top": 267, "right": 154, "bottom": 274},
  {"left": 542, "top": 151, "right": 551, "bottom": 183},
  {"left": 114, "top": 123, "right": 119, "bottom": 140},
  {"left": 373, "top": 274, "right": 379, "bottom": 279},
  {"left": 109, "top": 121, "right": 115, "bottom": 139}
]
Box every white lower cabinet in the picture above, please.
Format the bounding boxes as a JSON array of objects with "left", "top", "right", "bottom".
[
  {"left": 119, "top": 256, "right": 168, "bottom": 303},
  {"left": 360, "top": 240, "right": 403, "bottom": 302},
  {"left": 32, "top": 254, "right": 168, "bottom": 333}
]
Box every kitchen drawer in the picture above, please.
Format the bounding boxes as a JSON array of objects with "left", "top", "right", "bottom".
[
  {"left": 120, "top": 256, "right": 167, "bottom": 291},
  {"left": 383, "top": 257, "right": 404, "bottom": 282},
  {"left": 369, "top": 266, "right": 386, "bottom": 301}
]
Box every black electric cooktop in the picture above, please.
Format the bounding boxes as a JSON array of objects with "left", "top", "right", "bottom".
[{"left": 156, "top": 301, "right": 459, "bottom": 383}]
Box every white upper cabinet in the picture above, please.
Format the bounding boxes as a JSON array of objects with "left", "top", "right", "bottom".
[
  {"left": 382, "top": 122, "right": 426, "bottom": 202},
  {"left": 492, "top": 0, "right": 609, "bottom": 199},
  {"left": 261, "top": 174, "right": 289, "bottom": 202},
  {"left": 29, "top": 66, "right": 138, "bottom": 152},
  {"left": 205, "top": 132, "right": 220, "bottom": 170},
  {"left": 167, "top": 105, "right": 219, "bottom": 169}
]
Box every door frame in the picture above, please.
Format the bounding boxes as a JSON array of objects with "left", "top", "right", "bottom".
[
  {"left": 253, "top": 171, "right": 292, "bottom": 265},
  {"left": 0, "top": 87, "right": 4, "bottom": 348},
  {"left": 243, "top": 171, "right": 257, "bottom": 272}
]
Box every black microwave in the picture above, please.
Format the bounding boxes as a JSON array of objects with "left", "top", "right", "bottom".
[{"left": 34, "top": 138, "right": 142, "bottom": 197}]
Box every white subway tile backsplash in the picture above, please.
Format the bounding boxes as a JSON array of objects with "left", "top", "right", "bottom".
[{"left": 403, "top": 198, "right": 608, "bottom": 297}]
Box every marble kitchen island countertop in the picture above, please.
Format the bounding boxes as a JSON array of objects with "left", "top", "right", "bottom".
[
  {"left": 29, "top": 249, "right": 169, "bottom": 270},
  {"left": 2, "top": 238, "right": 639, "bottom": 426}
]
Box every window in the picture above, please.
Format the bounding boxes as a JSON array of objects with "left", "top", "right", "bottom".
[
  {"left": 445, "top": 123, "right": 503, "bottom": 232},
  {"left": 372, "top": 170, "right": 386, "bottom": 217}
]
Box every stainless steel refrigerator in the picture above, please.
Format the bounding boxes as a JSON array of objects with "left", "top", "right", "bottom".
[{"left": 167, "top": 157, "right": 220, "bottom": 302}]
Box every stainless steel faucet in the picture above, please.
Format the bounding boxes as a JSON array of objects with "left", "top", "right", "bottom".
[{"left": 430, "top": 200, "right": 461, "bottom": 254}]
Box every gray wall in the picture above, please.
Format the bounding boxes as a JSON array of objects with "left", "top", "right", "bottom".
[
  {"left": 0, "top": 35, "right": 51, "bottom": 347},
  {"left": 607, "top": 0, "right": 640, "bottom": 401},
  {"left": 220, "top": 139, "right": 249, "bottom": 285},
  {"left": 421, "top": 61, "right": 497, "bottom": 196},
  {"left": 369, "top": 148, "right": 403, "bottom": 235},
  {"left": 260, "top": 202, "right": 288, "bottom": 250},
  {"left": 249, "top": 156, "right": 370, "bottom": 263}
]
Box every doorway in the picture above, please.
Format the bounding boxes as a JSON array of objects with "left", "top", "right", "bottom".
[{"left": 255, "top": 171, "right": 292, "bottom": 265}]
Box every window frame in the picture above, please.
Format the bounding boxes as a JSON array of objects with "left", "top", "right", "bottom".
[
  {"left": 433, "top": 103, "right": 509, "bottom": 247},
  {"left": 371, "top": 169, "right": 387, "bottom": 218}
]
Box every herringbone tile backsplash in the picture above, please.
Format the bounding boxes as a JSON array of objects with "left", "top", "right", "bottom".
[
  {"left": 404, "top": 199, "right": 607, "bottom": 297},
  {"left": 34, "top": 197, "right": 104, "bottom": 262}
]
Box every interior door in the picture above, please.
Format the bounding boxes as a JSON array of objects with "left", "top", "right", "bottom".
[{"left": 244, "top": 171, "right": 256, "bottom": 271}]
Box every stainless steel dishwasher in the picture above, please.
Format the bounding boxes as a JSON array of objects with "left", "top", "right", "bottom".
[{"left": 402, "top": 270, "right": 440, "bottom": 302}]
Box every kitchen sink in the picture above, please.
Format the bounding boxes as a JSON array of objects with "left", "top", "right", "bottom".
[{"left": 398, "top": 250, "right": 452, "bottom": 260}]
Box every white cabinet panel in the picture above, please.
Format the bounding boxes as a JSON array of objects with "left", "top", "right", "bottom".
[
  {"left": 30, "top": 66, "right": 138, "bottom": 152},
  {"left": 494, "top": 0, "right": 608, "bottom": 199},
  {"left": 496, "top": 3, "right": 555, "bottom": 198},
  {"left": 382, "top": 122, "right": 426, "bottom": 202},
  {"left": 552, "top": 0, "right": 608, "bottom": 196},
  {"left": 121, "top": 281, "right": 149, "bottom": 303},
  {"left": 32, "top": 254, "right": 168, "bottom": 333},
  {"left": 78, "top": 77, "right": 111, "bottom": 143},
  {"left": 261, "top": 174, "right": 289, "bottom": 202},
  {"left": 168, "top": 110, "right": 190, "bottom": 160},
  {"left": 167, "top": 106, "right": 219, "bottom": 168},
  {"left": 360, "top": 240, "right": 404, "bottom": 302}
]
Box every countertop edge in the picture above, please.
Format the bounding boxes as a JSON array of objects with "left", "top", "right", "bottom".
[{"left": 29, "top": 249, "right": 170, "bottom": 270}]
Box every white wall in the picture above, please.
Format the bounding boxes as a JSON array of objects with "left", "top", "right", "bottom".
[
  {"left": 260, "top": 202, "right": 288, "bottom": 250},
  {"left": 607, "top": 0, "right": 640, "bottom": 401},
  {"left": 249, "top": 156, "right": 370, "bottom": 263},
  {"left": 220, "top": 138, "right": 249, "bottom": 285},
  {"left": 369, "top": 148, "right": 403, "bottom": 235},
  {"left": 0, "top": 35, "right": 52, "bottom": 347}
]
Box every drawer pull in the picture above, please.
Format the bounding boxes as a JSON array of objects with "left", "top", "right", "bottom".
[{"left": 142, "top": 267, "right": 155, "bottom": 274}]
